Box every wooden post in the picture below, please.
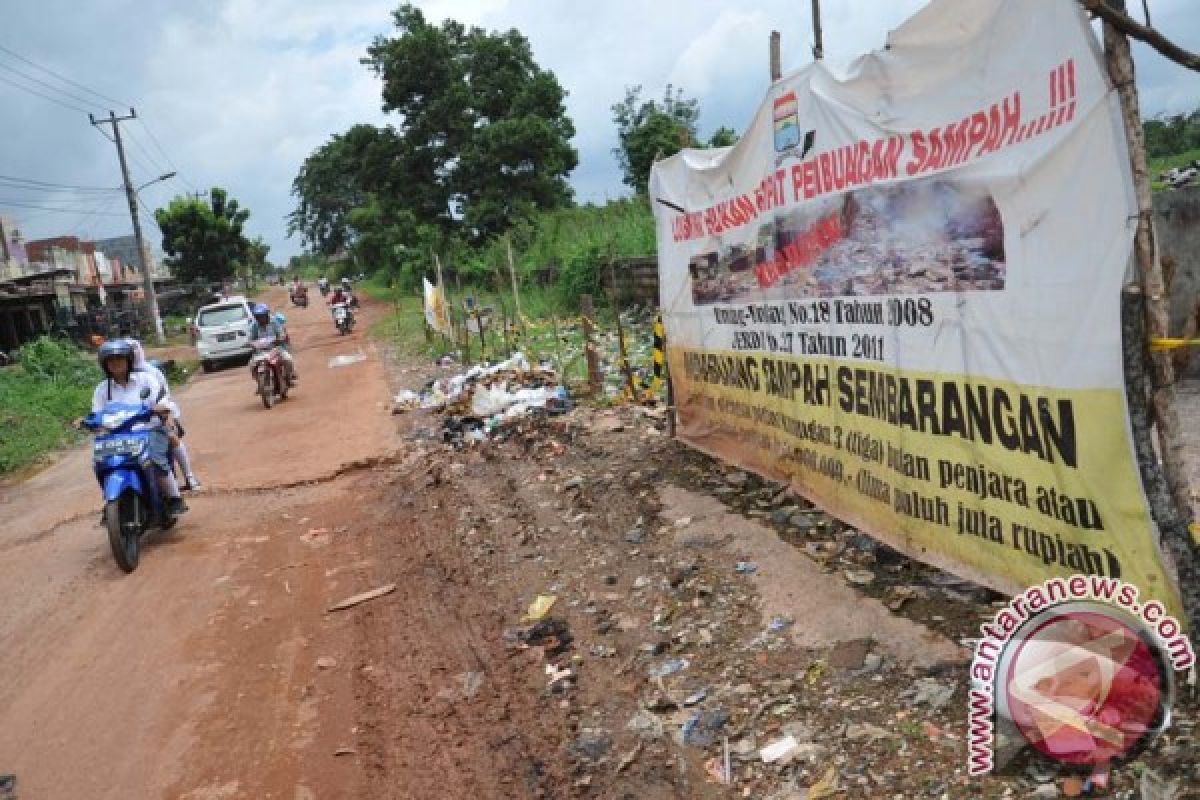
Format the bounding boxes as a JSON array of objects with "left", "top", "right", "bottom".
[
  {"left": 770, "top": 31, "right": 782, "bottom": 81},
  {"left": 1104, "top": 5, "right": 1198, "bottom": 631},
  {"left": 1122, "top": 287, "right": 1199, "bottom": 630},
  {"left": 810, "top": 0, "right": 824, "bottom": 61},
  {"left": 608, "top": 256, "right": 638, "bottom": 400},
  {"left": 550, "top": 313, "right": 565, "bottom": 379},
  {"left": 580, "top": 294, "right": 600, "bottom": 395},
  {"left": 506, "top": 236, "right": 523, "bottom": 333}
]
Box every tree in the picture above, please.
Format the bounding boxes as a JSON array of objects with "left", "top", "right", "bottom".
[
  {"left": 612, "top": 85, "right": 700, "bottom": 192},
  {"left": 361, "top": 4, "right": 578, "bottom": 242},
  {"left": 154, "top": 187, "right": 251, "bottom": 284},
  {"left": 708, "top": 126, "right": 740, "bottom": 148},
  {"left": 288, "top": 124, "right": 406, "bottom": 256}
]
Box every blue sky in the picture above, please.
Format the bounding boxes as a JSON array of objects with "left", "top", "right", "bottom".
[{"left": 0, "top": 0, "right": 1196, "bottom": 263}]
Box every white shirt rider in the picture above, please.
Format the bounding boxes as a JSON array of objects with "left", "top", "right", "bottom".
[{"left": 91, "top": 370, "right": 165, "bottom": 421}]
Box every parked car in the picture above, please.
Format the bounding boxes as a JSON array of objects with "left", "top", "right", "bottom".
[{"left": 193, "top": 295, "right": 256, "bottom": 372}]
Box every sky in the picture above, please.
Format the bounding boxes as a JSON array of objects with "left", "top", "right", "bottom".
[{"left": 0, "top": 0, "right": 1196, "bottom": 264}]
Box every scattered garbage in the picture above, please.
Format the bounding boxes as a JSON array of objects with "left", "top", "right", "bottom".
[
  {"left": 767, "top": 615, "right": 793, "bottom": 632},
  {"left": 522, "top": 594, "right": 557, "bottom": 622},
  {"left": 626, "top": 709, "right": 665, "bottom": 740},
  {"left": 570, "top": 728, "right": 612, "bottom": 762},
  {"left": 804, "top": 765, "right": 839, "bottom": 800},
  {"left": 843, "top": 569, "right": 875, "bottom": 586},
  {"left": 682, "top": 709, "right": 729, "bottom": 747},
  {"left": 759, "top": 734, "right": 800, "bottom": 764},
  {"left": 647, "top": 657, "right": 690, "bottom": 678},
  {"left": 734, "top": 561, "right": 758, "bottom": 574},
  {"left": 327, "top": 352, "right": 367, "bottom": 368},
  {"left": 327, "top": 583, "right": 396, "bottom": 612},
  {"left": 391, "top": 389, "right": 421, "bottom": 413},
  {"left": 683, "top": 688, "right": 708, "bottom": 706},
  {"left": 334, "top": 746, "right": 357, "bottom": 757},
  {"left": 316, "top": 656, "right": 338, "bottom": 670},
  {"left": 518, "top": 617, "right": 573, "bottom": 657},
  {"left": 403, "top": 352, "right": 573, "bottom": 444}
]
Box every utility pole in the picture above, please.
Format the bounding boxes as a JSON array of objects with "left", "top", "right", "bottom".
[
  {"left": 90, "top": 108, "right": 164, "bottom": 344},
  {"left": 811, "top": 0, "right": 824, "bottom": 61}
]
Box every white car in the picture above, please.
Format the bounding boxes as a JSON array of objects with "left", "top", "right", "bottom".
[{"left": 193, "top": 296, "right": 256, "bottom": 372}]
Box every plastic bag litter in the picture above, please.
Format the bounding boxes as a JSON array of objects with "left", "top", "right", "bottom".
[{"left": 392, "top": 390, "right": 421, "bottom": 412}]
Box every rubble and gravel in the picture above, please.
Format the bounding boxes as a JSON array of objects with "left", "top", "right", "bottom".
[{"left": 378, "top": 351, "right": 1198, "bottom": 799}]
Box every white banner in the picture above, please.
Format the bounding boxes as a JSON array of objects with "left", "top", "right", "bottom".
[{"left": 651, "top": 0, "right": 1182, "bottom": 613}]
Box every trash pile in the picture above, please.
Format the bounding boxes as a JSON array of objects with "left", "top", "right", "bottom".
[{"left": 392, "top": 352, "right": 572, "bottom": 445}]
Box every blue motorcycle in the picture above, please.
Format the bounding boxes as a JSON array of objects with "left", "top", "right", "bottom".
[{"left": 83, "top": 399, "right": 179, "bottom": 572}]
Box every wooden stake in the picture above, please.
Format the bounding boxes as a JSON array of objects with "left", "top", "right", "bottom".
[
  {"left": 608, "top": 256, "right": 638, "bottom": 401},
  {"left": 770, "top": 31, "right": 782, "bottom": 82},
  {"left": 581, "top": 294, "right": 600, "bottom": 395},
  {"left": 506, "top": 236, "right": 523, "bottom": 333},
  {"left": 810, "top": 0, "right": 824, "bottom": 61}
]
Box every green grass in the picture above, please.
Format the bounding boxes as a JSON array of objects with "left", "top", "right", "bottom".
[
  {"left": 0, "top": 338, "right": 101, "bottom": 475},
  {"left": 1149, "top": 148, "right": 1200, "bottom": 190}
]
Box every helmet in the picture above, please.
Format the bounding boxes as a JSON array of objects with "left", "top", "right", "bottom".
[
  {"left": 97, "top": 339, "right": 135, "bottom": 377},
  {"left": 253, "top": 303, "right": 271, "bottom": 322}
]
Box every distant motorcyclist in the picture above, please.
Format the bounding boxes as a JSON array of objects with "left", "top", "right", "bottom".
[
  {"left": 249, "top": 303, "right": 297, "bottom": 385},
  {"left": 127, "top": 339, "right": 201, "bottom": 491},
  {"left": 91, "top": 340, "right": 186, "bottom": 515},
  {"left": 317, "top": 276, "right": 330, "bottom": 296}
]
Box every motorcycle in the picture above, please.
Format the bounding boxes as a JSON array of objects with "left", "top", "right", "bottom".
[
  {"left": 83, "top": 398, "right": 179, "bottom": 572},
  {"left": 290, "top": 286, "right": 309, "bottom": 308},
  {"left": 318, "top": 282, "right": 330, "bottom": 298},
  {"left": 249, "top": 336, "right": 290, "bottom": 408},
  {"left": 332, "top": 302, "right": 355, "bottom": 335}
]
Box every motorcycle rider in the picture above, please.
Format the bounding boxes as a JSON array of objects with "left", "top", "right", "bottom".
[
  {"left": 91, "top": 340, "right": 187, "bottom": 515},
  {"left": 317, "top": 276, "right": 330, "bottom": 296},
  {"left": 249, "top": 303, "right": 297, "bottom": 385},
  {"left": 127, "top": 339, "right": 201, "bottom": 491}
]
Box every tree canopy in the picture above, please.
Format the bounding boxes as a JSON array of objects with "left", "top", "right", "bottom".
[
  {"left": 289, "top": 3, "right": 578, "bottom": 283},
  {"left": 611, "top": 85, "right": 737, "bottom": 192},
  {"left": 154, "top": 187, "right": 252, "bottom": 284}
]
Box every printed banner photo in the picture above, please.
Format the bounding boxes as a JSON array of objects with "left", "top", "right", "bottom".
[{"left": 650, "top": 0, "right": 1184, "bottom": 615}]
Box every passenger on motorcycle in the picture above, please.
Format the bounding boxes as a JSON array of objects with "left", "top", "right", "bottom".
[
  {"left": 249, "top": 303, "right": 297, "bottom": 385},
  {"left": 126, "top": 339, "right": 201, "bottom": 491},
  {"left": 91, "top": 340, "right": 187, "bottom": 515}
]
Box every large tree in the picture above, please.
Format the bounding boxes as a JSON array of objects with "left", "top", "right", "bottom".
[
  {"left": 287, "top": 124, "right": 407, "bottom": 256},
  {"left": 155, "top": 187, "right": 251, "bottom": 283},
  {"left": 612, "top": 85, "right": 736, "bottom": 192},
  {"left": 361, "top": 4, "right": 578, "bottom": 241}
]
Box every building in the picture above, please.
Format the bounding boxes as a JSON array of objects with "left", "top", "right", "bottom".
[{"left": 93, "top": 234, "right": 169, "bottom": 280}]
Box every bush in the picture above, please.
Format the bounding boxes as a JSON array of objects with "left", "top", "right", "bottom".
[
  {"left": 18, "top": 336, "right": 101, "bottom": 385},
  {"left": 0, "top": 337, "right": 102, "bottom": 474}
]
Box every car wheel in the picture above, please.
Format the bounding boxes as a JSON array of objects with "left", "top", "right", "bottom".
[{"left": 201, "top": 360, "right": 213, "bottom": 373}]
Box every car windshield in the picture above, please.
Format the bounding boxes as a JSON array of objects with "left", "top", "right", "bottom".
[{"left": 197, "top": 305, "right": 247, "bottom": 327}]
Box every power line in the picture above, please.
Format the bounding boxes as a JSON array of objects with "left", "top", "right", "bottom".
[
  {"left": 0, "top": 198, "right": 127, "bottom": 215},
  {"left": 0, "top": 43, "right": 129, "bottom": 109},
  {"left": 123, "top": 126, "right": 172, "bottom": 176},
  {"left": 0, "top": 174, "right": 119, "bottom": 193},
  {"left": 0, "top": 72, "right": 92, "bottom": 115},
  {"left": 0, "top": 59, "right": 105, "bottom": 112}
]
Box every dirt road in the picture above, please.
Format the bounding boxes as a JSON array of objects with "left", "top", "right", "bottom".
[{"left": 0, "top": 290, "right": 412, "bottom": 798}]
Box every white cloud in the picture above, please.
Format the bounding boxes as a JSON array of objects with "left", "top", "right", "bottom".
[{"left": 0, "top": 0, "right": 1196, "bottom": 261}]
